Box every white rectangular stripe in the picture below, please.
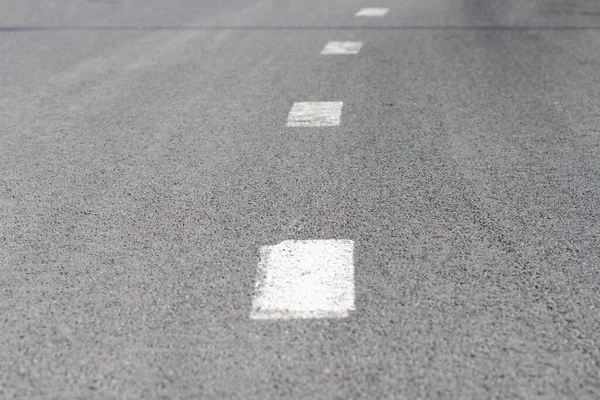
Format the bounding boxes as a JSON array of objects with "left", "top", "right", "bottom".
[
  {"left": 287, "top": 102, "right": 343, "bottom": 127},
  {"left": 321, "top": 41, "right": 364, "bottom": 55},
  {"left": 250, "top": 239, "right": 355, "bottom": 320},
  {"left": 355, "top": 7, "right": 389, "bottom": 17}
]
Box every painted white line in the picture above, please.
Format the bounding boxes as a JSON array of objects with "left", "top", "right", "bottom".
[
  {"left": 287, "top": 102, "right": 343, "bottom": 127},
  {"left": 250, "top": 239, "right": 355, "bottom": 320},
  {"left": 355, "top": 7, "right": 389, "bottom": 17},
  {"left": 321, "top": 41, "right": 364, "bottom": 55}
]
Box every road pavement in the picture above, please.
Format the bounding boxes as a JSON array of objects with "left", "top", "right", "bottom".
[{"left": 1, "top": 0, "right": 600, "bottom": 398}]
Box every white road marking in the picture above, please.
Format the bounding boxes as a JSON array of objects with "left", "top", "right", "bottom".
[
  {"left": 287, "top": 102, "right": 344, "bottom": 127},
  {"left": 355, "top": 7, "right": 389, "bottom": 17},
  {"left": 321, "top": 41, "right": 364, "bottom": 55},
  {"left": 250, "top": 239, "right": 355, "bottom": 320}
]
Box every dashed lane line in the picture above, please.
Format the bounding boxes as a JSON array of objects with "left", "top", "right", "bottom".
[
  {"left": 321, "top": 41, "right": 364, "bottom": 55},
  {"left": 286, "top": 101, "right": 344, "bottom": 127},
  {"left": 355, "top": 8, "right": 390, "bottom": 17},
  {"left": 250, "top": 240, "right": 355, "bottom": 320}
]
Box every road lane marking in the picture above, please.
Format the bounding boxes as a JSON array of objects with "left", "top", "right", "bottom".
[
  {"left": 355, "top": 7, "right": 389, "bottom": 17},
  {"left": 321, "top": 41, "right": 364, "bottom": 55},
  {"left": 287, "top": 102, "right": 343, "bottom": 127},
  {"left": 250, "top": 239, "right": 355, "bottom": 320}
]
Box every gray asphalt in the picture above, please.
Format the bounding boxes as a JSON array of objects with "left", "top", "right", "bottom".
[{"left": 2, "top": 0, "right": 600, "bottom": 398}]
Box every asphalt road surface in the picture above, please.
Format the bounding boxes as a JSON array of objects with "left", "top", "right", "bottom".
[{"left": 2, "top": 0, "right": 600, "bottom": 398}]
